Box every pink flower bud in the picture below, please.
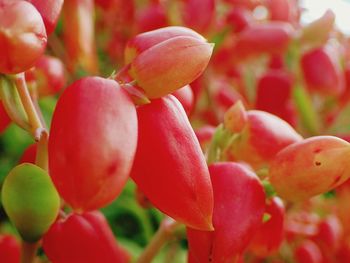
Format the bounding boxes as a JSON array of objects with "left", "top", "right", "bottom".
[
  {"left": 124, "top": 26, "right": 206, "bottom": 64},
  {"left": 300, "top": 9, "right": 335, "bottom": 48},
  {"left": 269, "top": 136, "right": 350, "bottom": 202},
  {"left": 301, "top": 47, "right": 344, "bottom": 96},
  {"left": 187, "top": 162, "right": 265, "bottom": 262},
  {"left": 181, "top": 0, "right": 215, "bottom": 34},
  {"left": 294, "top": 240, "right": 323, "bottom": 263},
  {"left": 248, "top": 197, "right": 285, "bottom": 257},
  {"left": 25, "top": 55, "right": 66, "bottom": 97},
  {"left": 130, "top": 95, "right": 214, "bottom": 231},
  {"left": 129, "top": 36, "right": 214, "bottom": 99},
  {"left": 233, "top": 22, "right": 294, "bottom": 61},
  {"left": 227, "top": 103, "right": 302, "bottom": 169},
  {"left": 0, "top": 1, "right": 47, "bottom": 74}
]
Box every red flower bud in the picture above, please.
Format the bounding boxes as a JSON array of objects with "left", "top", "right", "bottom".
[
  {"left": 269, "top": 136, "right": 350, "bottom": 202},
  {"left": 225, "top": 7, "right": 252, "bottom": 33},
  {"left": 129, "top": 36, "right": 213, "bottom": 99},
  {"left": 255, "top": 69, "right": 296, "bottom": 125},
  {"left": 28, "top": 0, "right": 64, "bottom": 35},
  {"left": 233, "top": 22, "right": 294, "bottom": 61},
  {"left": 294, "top": 240, "right": 323, "bottom": 263},
  {"left": 124, "top": 26, "right": 205, "bottom": 64},
  {"left": 0, "top": 1, "right": 47, "bottom": 74},
  {"left": 43, "top": 211, "right": 130, "bottom": 263},
  {"left": 267, "top": 0, "right": 299, "bottom": 23},
  {"left": 0, "top": 234, "right": 21, "bottom": 263},
  {"left": 135, "top": 2, "right": 168, "bottom": 33},
  {"left": 25, "top": 55, "right": 66, "bottom": 97},
  {"left": 248, "top": 197, "right": 285, "bottom": 257},
  {"left": 181, "top": 0, "right": 215, "bottom": 34},
  {"left": 301, "top": 47, "right": 344, "bottom": 96},
  {"left": 226, "top": 102, "right": 302, "bottom": 169},
  {"left": 131, "top": 95, "right": 214, "bottom": 230},
  {"left": 49, "top": 77, "right": 138, "bottom": 211},
  {"left": 314, "top": 215, "right": 343, "bottom": 252},
  {"left": 19, "top": 144, "right": 37, "bottom": 164},
  {"left": 256, "top": 69, "right": 293, "bottom": 112},
  {"left": 187, "top": 162, "right": 266, "bottom": 263}
]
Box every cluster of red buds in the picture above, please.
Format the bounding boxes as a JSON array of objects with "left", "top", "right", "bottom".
[{"left": 1, "top": 1, "right": 350, "bottom": 263}]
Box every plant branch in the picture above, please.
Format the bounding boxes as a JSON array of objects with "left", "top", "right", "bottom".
[
  {"left": 21, "top": 241, "right": 39, "bottom": 263},
  {"left": 14, "top": 73, "right": 44, "bottom": 139},
  {"left": 136, "top": 217, "right": 181, "bottom": 263}
]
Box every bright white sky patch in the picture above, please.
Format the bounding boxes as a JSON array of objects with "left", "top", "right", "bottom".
[{"left": 301, "top": 0, "right": 350, "bottom": 34}]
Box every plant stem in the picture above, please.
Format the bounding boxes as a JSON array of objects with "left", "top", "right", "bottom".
[
  {"left": 15, "top": 73, "right": 49, "bottom": 263},
  {"left": 136, "top": 217, "right": 180, "bottom": 263},
  {"left": 21, "top": 242, "right": 39, "bottom": 263},
  {"left": 35, "top": 129, "right": 49, "bottom": 171},
  {"left": 14, "top": 73, "right": 44, "bottom": 139}
]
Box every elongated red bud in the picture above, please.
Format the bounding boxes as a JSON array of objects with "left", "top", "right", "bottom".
[
  {"left": 181, "top": 0, "right": 215, "bottom": 34},
  {"left": 25, "top": 55, "right": 66, "bottom": 97},
  {"left": 0, "top": 235, "right": 21, "bottom": 263},
  {"left": 225, "top": 7, "right": 252, "bottom": 33},
  {"left": 301, "top": 47, "right": 344, "bottom": 96},
  {"left": 248, "top": 197, "right": 285, "bottom": 257},
  {"left": 124, "top": 26, "right": 206, "bottom": 64},
  {"left": 49, "top": 77, "right": 138, "bottom": 211},
  {"left": 233, "top": 22, "right": 293, "bottom": 61},
  {"left": 315, "top": 215, "right": 343, "bottom": 252},
  {"left": 255, "top": 69, "right": 296, "bottom": 125},
  {"left": 267, "top": 0, "right": 299, "bottom": 23},
  {"left": 135, "top": 2, "right": 168, "bottom": 33},
  {"left": 28, "top": 0, "right": 64, "bottom": 35},
  {"left": 228, "top": 105, "right": 302, "bottom": 169},
  {"left": 19, "top": 144, "right": 37, "bottom": 164},
  {"left": 187, "top": 162, "right": 266, "bottom": 263},
  {"left": 0, "top": 1, "right": 47, "bottom": 74},
  {"left": 43, "top": 211, "right": 129, "bottom": 263},
  {"left": 129, "top": 36, "right": 213, "bottom": 99},
  {"left": 256, "top": 69, "right": 293, "bottom": 112},
  {"left": 294, "top": 240, "right": 323, "bottom": 263},
  {"left": 131, "top": 95, "right": 214, "bottom": 231},
  {"left": 269, "top": 136, "right": 350, "bottom": 202}
]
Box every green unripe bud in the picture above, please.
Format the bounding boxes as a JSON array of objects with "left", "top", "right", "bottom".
[{"left": 1, "top": 163, "right": 60, "bottom": 242}]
